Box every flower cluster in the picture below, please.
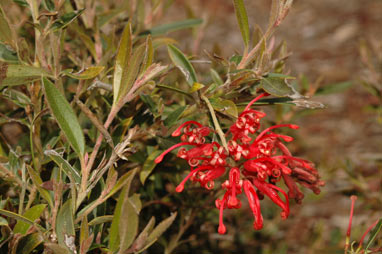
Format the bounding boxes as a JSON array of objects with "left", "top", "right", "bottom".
[{"left": 155, "top": 93, "right": 324, "bottom": 234}]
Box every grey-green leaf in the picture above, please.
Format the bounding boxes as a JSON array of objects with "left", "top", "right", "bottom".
[
  {"left": 140, "top": 19, "right": 203, "bottom": 36},
  {"left": 232, "top": 0, "right": 250, "bottom": 47},
  {"left": 0, "top": 62, "right": 51, "bottom": 88},
  {"left": 118, "top": 196, "right": 139, "bottom": 253},
  {"left": 108, "top": 169, "right": 137, "bottom": 252},
  {"left": 61, "top": 66, "right": 104, "bottom": 80},
  {"left": 15, "top": 233, "right": 44, "bottom": 254},
  {"left": 138, "top": 212, "right": 177, "bottom": 253},
  {"left": 365, "top": 218, "right": 382, "bottom": 252},
  {"left": 44, "top": 150, "right": 81, "bottom": 184},
  {"left": 167, "top": 44, "right": 197, "bottom": 87},
  {"left": 88, "top": 215, "right": 113, "bottom": 227},
  {"left": 56, "top": 199, "right": 75, "bottom": 248},
  {"left": 2, "top": 88, "right": 31, "bottom": 107},
  {"left": 45, "top": 243, "right": 71, "bottom": 254},
  {"left": 164, "top": 105, "right": 187, "bottom": 127},
  {"left": 105, "top": 170, "right": 138, "bottom": 200},
  {"left": 43, "top": 77, "right": 85, "bottom": 157},
  {"left": 0, "top": 43, "right": 18, "bottom": 63},
  {"left": 113, "top": 22, "right": 132, "bottom": 104},
  {"left": 0, "top": 209, "right": 35, "bottom": 226},
  {"left": 140, "top": 150, "right": 163, "bottom": 185},
  {"left": 13, "top": 204, "right": 47, "bottom": 235},
  {"left": 51, "top": 9, "right": 84, "bottom": 31},
  {"left": 209, "top": 98, "right": 238, "bottom": 118},
  {"left": 210, "top": 69, "right": 223, "bottom": 85},
  {"left": 259, "top": 77, "right": 293, "bottom": 97}
]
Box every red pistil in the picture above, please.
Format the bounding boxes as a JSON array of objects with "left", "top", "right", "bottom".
[
  {"left": 216, "top": 193, "right": 228, "bottom": 234},
  {"left": 358, "top": 219, "right": 379, "bottom": 250},
  {"left": 245, "top": 157, "right": 292, "bottom": 175},
  {"left": 155, "top": 142, "right": 195, "bottom": 163},
  {"left": 346, "top": 195, "right": 357, "bottom": 238},
  {"left": 253, "top": 179, "right": 290, "bottom": 219},
  {"left": 243, "top": 180, "right": 263, "bottom": 230},
  {"left": 175, "top": 166, "right": 212, "bottom": 192},
  {"left": 255, "top": 124, "right": 299, "bottom": 142},
  {"left": 226, "top": 167, "right": 242, "bottom": 208},
  {"left": 172, "top": 121, "right": 204, "bottom": 136}
]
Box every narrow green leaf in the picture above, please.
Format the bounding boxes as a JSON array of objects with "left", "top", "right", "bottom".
[
  {"left": 118, "top": 197, "right": 139, "bottom": 253},
  {"left": 80, "top": 216, "right": 89, "bottom": 252},
  {"left": 61, "top": 66, "right": 104, "bottom": 80},
  {"left": 98, "top": 9, "right": 126, "bottom": 27},
  {"left": 2, "top": 88, "right": 31, "bottom": 107},
  {"left": 164, "top": 105, "right": 187, "bottom": 127},
  {"left": 45, "top": 243, "right": 71, "bottom": 254},
  {"left": 140, "top": 94, "right": 157, "bottom": 116},
  {"left": 44, "top": 150, "right": 81, "bottom": 184},
  {"left": 104, "top": 169, "right": 138, "bottom": 200},
  {"left": 26, "top": 165, "right": 54, "bottom": 208},
  {"left": 156, "top": 84, "right": 193, "bottom": 98},
  {"left": 210, "top": 69, "right": 223, "bottom": 85},
  {"left": 365, "top": 218, "right": 382, "bottom": 252},
  {"left": 51, "top": 9, "right": 84, "bottom": 31},
  {"left": 43, "top": 0, "right": 55, "bottom": 11},
  {"left": 0, "top": 6, "right": 14, "bottom": 46},
  {"left": 232, "top": 0, "right": 250, "bottom": 47},
  {"left": 230, "top": 55, "right": 243, "bottom": 65},
  {"left": 259, "top": 77, "right": 293, "bottom": 97},
  {"left": 140, "top": 19, "right": 203, "bottom": 36},
  {"left": 139, "top": 212, "right": 177, "bottom": 253},
  {"left": 316, "top": 81, "right": 353, "bottom": 95},
  {"left": 0, "top": 209, "right": 35, "bottom": 226},
  {"left": 142, "top": 35, "right": 154, "bottom": 72},
  {"left": 128, "top": 194, "right": 142, "bottom": 214},
  {"left": 43, "top": 77, "right": 85, "bottom": 157},
  {"left": 0, "top": 62, "right": 51, "bottom": 88},
  {"left": 120, "top": 44, "right": 146, "bottom": 99},
  {"left": 269, "top": 0, "right": 280, "bottom": 27},
  {"left": 108, "top": 169, "right": 137, "bottom": 251},
  {"left": 56, "top": 199, "right": 75, "bottom": 248},
  {"left": 14, "top": 204, "right": 47, "bottom": 235},
  {"left": 140, "top": 150, "right": 163, "bottom": 185},
  {"left": 209, "top": 98, "right": 238, "bottom": 118},
  {"left": 152, "top": 38, "right": 177, "bottom": 49},
  {"left": 267, "top": 73, "right": 295, "bottom": 79},
  {"left": 113, "top": 22, "right": 132, "bottom": 104},
  {"left": 15, "top": 233, "right": 44, "bottom": 254},
  {"left": 71, "top": 26, "right": 97, "bottom": 61},
  {"left": 88, "top": 215, "right": 113, "bottom": 227},
  {"left": 0, "top": 43, "right": 18, "bottom": 63},
  {"left": 167, "top": 44, "right": 197, "bottom": 87},
  {"left": 13, "top": 0, "right": 28, "bottom": 7},
  {"left": 134, "top": 217, "right": 155, "bottom": 251}
]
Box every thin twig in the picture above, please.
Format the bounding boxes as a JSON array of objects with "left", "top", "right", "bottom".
[
  {"left": 201, "top": 95, "right": 228, "bottom": 150},
  {"left": 75, "top": 99, "right": 114, "bottom": 149}
]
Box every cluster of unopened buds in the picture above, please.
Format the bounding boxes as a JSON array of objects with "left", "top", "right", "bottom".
[{"left": 155, "top": 93, "right": 325, "bottom": 234}]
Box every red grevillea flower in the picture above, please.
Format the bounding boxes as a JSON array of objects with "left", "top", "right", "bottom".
[{"left": 155, "top": 93, "right": 324, "bottom": 234}]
